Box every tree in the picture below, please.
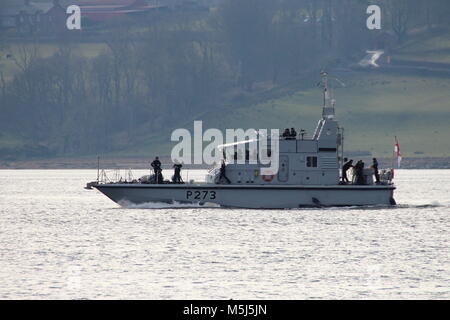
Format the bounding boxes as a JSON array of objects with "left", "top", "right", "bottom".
[
  {"left": 383, "top": 0, "right": 411, "bottom": 43},
  {"left": 218, "top": 0, "right": 277, "bottom": 90}
]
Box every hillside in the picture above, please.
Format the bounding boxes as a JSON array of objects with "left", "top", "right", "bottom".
[
  {"left": 124, "top": 27, "right": 450, "bottom": 160},
  {"left": 124, "top": 70, "right": 450, "bottom": 159},
  {"left": 393, "top": 30, "right": 450, "bottom": 64}
]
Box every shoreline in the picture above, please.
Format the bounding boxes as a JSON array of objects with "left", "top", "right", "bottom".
[{"left": 0, "top": 156, "right": 449, "bottom": 170}]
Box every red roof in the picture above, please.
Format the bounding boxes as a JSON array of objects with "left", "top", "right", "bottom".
[
  {"left": 78, "top": 0, "right": 145, "bottom": 6},
  {"left": 78, "top": 0, "right": 165, "bottom": 22}
]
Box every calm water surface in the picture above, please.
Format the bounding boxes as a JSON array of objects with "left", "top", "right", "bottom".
[{"left": 0, "top": 169, "right": 449, "bottom": 299}]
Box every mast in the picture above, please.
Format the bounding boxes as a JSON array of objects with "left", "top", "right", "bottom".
[
  {"left": 97, "top": 156, "right": 100, "bottom": 183},
  {"left": 320, "top": 71, "right": 335, "bottom": 120},
  {"left": 342, "top": 127, "right": 345, "bottom": 165}
]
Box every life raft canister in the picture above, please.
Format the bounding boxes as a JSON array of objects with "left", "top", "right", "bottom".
[{"left": 262, "top": 171, "right": 274, "bottom": 182}]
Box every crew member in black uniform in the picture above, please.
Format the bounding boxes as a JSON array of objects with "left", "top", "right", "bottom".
[
  {"left": 151, "top": 156, "right": 162, "bottom": 184},
  {"left": 354, "top": 160, "right": 365, "bottom": 185},
  {"left": 172, "top": 163, "right": 183, "bottom": 184},
  {"left": 359, "top": 160, "right": 365, "bottom": 185},
  {"left": 290, "top": 128, "right": 297, "bottom": 140},
  {"left": 372, "top": 158, "right": 380, "bottom": 184},
  {"left": 218, "top": 160, "right": 231, "bottom": 184}
]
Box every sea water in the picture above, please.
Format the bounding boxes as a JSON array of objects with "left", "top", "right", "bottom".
[{"left": 0, "top": 169, "right": 448, "bottom": 299}]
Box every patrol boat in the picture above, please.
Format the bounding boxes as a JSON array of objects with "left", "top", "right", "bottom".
[{"left": 87, "top": 72, "right": 396, "bottom": 208}]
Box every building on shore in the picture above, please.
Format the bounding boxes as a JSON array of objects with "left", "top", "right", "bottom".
[
  {"left": 0, "top": 0, "right": 67, "bottom": 34},
  {"left": 78, "top": 0, "right": 168, "bottom": 27},
  {"left": 78, "top": 0, "right": 215, "bottom": 28},
  {"left": 0, "top": 0, "right": 220, "bottom": 35}
]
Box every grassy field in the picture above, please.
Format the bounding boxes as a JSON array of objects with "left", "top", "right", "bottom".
[
  {"left": 124, "top": 71, "right": 450, "bottom": 159},
  {"left": 0, "top": 133, "right": 26, "bottom": 149},
  {"left": 201, "top": 73, "right": 450, "bottom": 158},
  {"left": 394, "top": 31, "right": 450, "bottom": 64},
  {"left": 105, "top": 29, "right": 450, "bottom": 159}
]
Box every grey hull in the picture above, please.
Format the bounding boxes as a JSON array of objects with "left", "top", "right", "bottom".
[{"left": 94, "top": 184, "right": 396, "bottom": 209}]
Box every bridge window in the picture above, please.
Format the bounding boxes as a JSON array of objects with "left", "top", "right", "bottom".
[{"left": 306, "top": 156, "right": 318, "bottom": 168}]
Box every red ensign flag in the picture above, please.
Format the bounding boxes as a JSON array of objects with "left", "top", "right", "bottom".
[{"left": 394, "top": 137, "right": 402, "bottom": 168}]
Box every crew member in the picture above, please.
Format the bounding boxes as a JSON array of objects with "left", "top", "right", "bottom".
[
  {"left": 218, "top": 160, "right": 231, "bottom": 184},
  {"left": 290, "top": 128, "right": 297, "bottom": 139},
  {"left": 282, "top": 128, "right": 290, "bottom": 139},
  {"left": 358, "top": 160, "right": 365, "bottom": 185},
  {"left": 151, "top": 156, "right": 162, "bottom": 184},
  {"left": 354, "top": 160, "right": 364, "bottom": 185},
  {"left": 172, "top": 163, "right": 183, "bottom": 184},
  {"left": 342, "top": 159, "right": 353, "bottom": 183},
  {"left": 372, "top": 158, "right": 380, "bottom": 184}
]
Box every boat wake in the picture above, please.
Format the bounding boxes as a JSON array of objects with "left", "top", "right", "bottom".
[
  {"left": 116, "top": 200, "right": 447, "bottom": 211},
  {"left": 118, "top": 200, "right": 221, "bottom": 209},
  {"left": 289, "top": 204, "right": 393, "bottom": 211},
  {"left": 395, "top": 201, "right": 447, "bottom": 209},
  {"left": 288, "top": 201, "right": 448, "bottom": 211}
]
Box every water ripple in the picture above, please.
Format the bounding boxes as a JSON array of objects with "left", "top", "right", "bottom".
[{"left": 0, "top": 169, "right": 449, "bottom": 299}]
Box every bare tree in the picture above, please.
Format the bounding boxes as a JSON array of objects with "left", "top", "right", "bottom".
[
  {"left": 383, "top": 0, "right": 411, "bottom": 43},
  {"left": 10, "top": 41, "right": 40, "bottom": 73}
]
